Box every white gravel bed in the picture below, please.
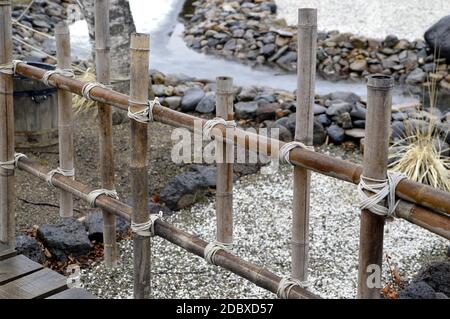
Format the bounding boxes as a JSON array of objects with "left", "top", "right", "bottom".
[
  {"left": 82, "top": 151, "right": 448, "bottom": 299},
  {"left": 274, "top": 0, "right": 450, "bottom": 40}
]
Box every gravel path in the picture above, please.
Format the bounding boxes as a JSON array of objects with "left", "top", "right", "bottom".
[
  {"left": 82, "top": 146, "right": 448, "bottom": 299},
  {"left": 274, "top": 0, "right": 450, "bottom": 40}
]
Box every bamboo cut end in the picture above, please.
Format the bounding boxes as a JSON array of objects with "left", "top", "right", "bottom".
[
  {"left": 216, "top": 76, "right": 233, "bottom": 94},
  {"left": 298, "top": 8, "right": 317, "bottom": 26},
  {"left": 366, "top": 74, "right": 394, "bottom": 89},
  {"left": 130, "top": 33, "right": 150, "bottom": 51},
  {"left": 55, "top": 22, "right": 69, "bottom": 35}
]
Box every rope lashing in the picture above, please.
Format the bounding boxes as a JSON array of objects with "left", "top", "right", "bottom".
[
  {"left": 46, "top": 167, "right": 75, "bottom": 187},
  {"left": 0, "top": 153, "right": 27, "bottom": 170},
  {"left": 81, "top": 82, "right": 108, "bottom": 100},
  {"left": 204, "top": 241, "right": 233, "bottom": 265},
  {"left": 0, "top": 60, "right": 24, "bottom": 75},
  {"left": 131, "top": 212, "right": 163, "bottom": 237},
  {"left": 202, "top": 118, "right": 236, "bottom": 140},
  {"left": 127, "top": 97, "right": 160, "bottom": 123},
  {"left": 277, "top": 277, "right": 309, "bottom": 299},
  {"left": 86, "top": 189, "right": 119, "bottom": 207},
  {"left": 42, "top": 68, "right": 74, "bottom": 86},
  {"left": 279, "top": 141, "right": 314, "bottom": 165},
  {"left": 358, "top": 171, "right": 407, "bottom": 218}
]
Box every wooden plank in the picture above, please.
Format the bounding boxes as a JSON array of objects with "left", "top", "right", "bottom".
[
  {"left": 0, "top": 242, "right": 16, "bottom": 261},
  {"left": 46, "top": 288, "right": 97, "bottom": 299},
  {"left": 0, "top": 255, "right": 42, "bottom": 284},
  {"left": 0, "top": 268, "right": 67, "bottom": 299}
]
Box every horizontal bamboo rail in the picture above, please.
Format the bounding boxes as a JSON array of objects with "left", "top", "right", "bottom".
[
  {"left": 15, "top": 156, "right": 318, "bottom": 299},
  {"left": 13, "top": 63, "right": 450, "bottom": 239}
]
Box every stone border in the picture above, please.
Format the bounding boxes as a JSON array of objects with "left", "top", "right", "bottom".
[{"left": 182, "top": 0, "right": 450, "bottom": 93}]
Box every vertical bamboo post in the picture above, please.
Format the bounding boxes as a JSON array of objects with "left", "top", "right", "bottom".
[
  {"left": 55, "top": 23, "right": 74, "bottom": 218},
  {"left": 129, "top": 33, "right": 151, "bottom": 299},
  {"left": 94, "top": 0, "right": 117, "bottom": 267},
  {"left": 357, "top": 75, "right": 394, "bottom": 299},
  {"left": 215, "top": 76, "right": 234, "bottom": 245},
  {"left": 292, "top": 8, "right": 317, "bottom": 281},
  {"left": 0, "top": 0, "right": 15, "bottom": 248}
]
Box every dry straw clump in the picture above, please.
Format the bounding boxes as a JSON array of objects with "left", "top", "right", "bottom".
[
  {"left": 389, "top": 60, "right": 449, "bottom": 192},
  {"left": 72, "top": 68, "right": 98, "bottom": 115}
]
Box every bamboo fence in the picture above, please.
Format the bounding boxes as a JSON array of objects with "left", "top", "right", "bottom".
[{"left": 0, "top": 2, "right": 449, "bottom": 299}]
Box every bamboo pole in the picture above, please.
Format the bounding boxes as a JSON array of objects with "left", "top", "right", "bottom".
[
  {"left": 357, "top": 75, "right": 394, "bottom": 299},
  {"left": 0, "top": 0, "right": 15, "bottom": 248},
  {"left": 13, "top": 63, "right": 450, "bottom": 219},
  {"left": 129, "top": 33, "right": 151, "bottom": 299},
  {"left": 55, "top": 23, "right": 74, "bottom": 218},
  {"left": 215, "top": 76, "right": 234, "bottom": 245},
  {"left": 14, "top": 156, "right": 319, "bottom": 299},
  {"left": 292, "top": 8, "right": 317, "bottom": 282},
  {"left": 94, "top": 0, "right": 117, "bottom": 268}
]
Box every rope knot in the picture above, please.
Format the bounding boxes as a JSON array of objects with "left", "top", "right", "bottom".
[
  {"left": 279, "top": 141, "right": 314, "bottom": 165},
  {"left": 131, "top": 211, "right": 163, "bottom": 237},
  {"left": 42, "top": 68, "right": 74, "bottom": 86},
  {"left": 358, "top": 171, "right": 406, "bottom": 218},
  {"left": 204, "top": 241, "right": 232, "bottom": 265},
  {"left": 86, "top": 189, "right": 119, "bottom": 207},
  {"left": 0, "top": 60, "right": 24, "bottom": 75},
  {"left": 127, "top": 97, "right": 160, "bottom": 123},
  {"left": 81, "top": 82, "right": 108, "bottom": 100},
  {"left": 46, "top": 167, "right": 75, "bottom": 187},
  {"left": 203, "top": 118, "right": 236, "bottom": 140},
  {"left": 277, "top": 277, "right": 309, "bottom": 299},
  {"left": 0, "top": 153, "right": 27, "bottom": 170}
]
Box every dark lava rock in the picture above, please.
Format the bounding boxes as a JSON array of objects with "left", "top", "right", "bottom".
[
  {"left": 399, "top": 281, "right": 436, "bottom": 299},
  {"left": 84, "top": 211, "right": 131, "bottom": 242},
  {"left": 181, "top": 87, "right": 205, "bottom": 112},
  {"left": 256, "top": 102, "right": 278, "bottom": 122},
  {"left": 391, "top": 121, "right": 406, "bottom": 140},
  {"left": 276, "top": 51, "right": 297, "bottom": 67},
  {"left": 235, "top": 101, "right": 258, "bottom": 119},
  {"left": 37, "top": 219, "right": 92, "bottom": 262},
  {"left": 353, "top": 120, "right": 366, "bottom": 128},
  {"left": 15, "top": 235, "right": 45, "bottom": 264},
  {"left": 160, "top": 171, "right": 208, "bottom": 210},
  {"left": 324, "top": 91, "right": 361, "bottom": 105},
  {"left": 384, "top": 34, "right": 399, "bottom": 48},
  {"left": 326, "top": 101, "right": 353, "bottom": 117},
  {"left": 414, "top": 262, "right": 450, "bottom": 296},
  {"left": 424, "top": 15, "right": 450, "bottom": 62},
  {"left": 237, "top": 86, "right": 258, "bottom": 101},
  {"left": 195, "top": 92, "right": 215, "bottom": 114},
  {"left": 392, "top": 112, "right": 408, "bottom": 121},
  {"left": 326, "top": 124, "right": 346, "bottom": 144},
  {"left": 313, "top": 103, "right": 327, "bottom": 115},
  {"left": 316, "top": 114, "right": 331, "bottom": 126},
  {"left": 350, "top": 103, "right": 367, "bottom": 120},
  {"left": 313, "top": 120, "right": 327, "bottom": 145}
]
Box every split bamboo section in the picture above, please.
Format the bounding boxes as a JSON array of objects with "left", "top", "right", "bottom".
[
  {"left": 94, "top": 0, "right": 118, "bottom": 268},
  {"left": 357, "top": 75, "right": 394, "bottom": 299},
  {"left": 55, "top": 23, "right": 74, "bottom": 218},
  {"left": 292, "top": 8, "right": 317, "bottom": 282},
  {"left": 215, "top": 76, "right": 234, "bottom": 245},
  {"left": 0, "top": 0, "right": 15, "bottom": 248},
  {"left": 13, "top": 62, "right": 450, "bottom": 240},
  {"left": 14, "top": 156, "right": 319, "bottom": 299},
  {"left": 129, "top": 33, "right": 151, "bottom": 299}
]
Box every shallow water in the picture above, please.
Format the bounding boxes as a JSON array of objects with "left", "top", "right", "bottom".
[{"left": 69, "top": 0, "right": 421, "bottom": 105}]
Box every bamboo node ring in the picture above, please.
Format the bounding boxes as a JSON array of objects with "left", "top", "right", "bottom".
[
  {"left": 42, "top": 68, "right": 74, "bottom": 86},
  {"left": 131, "top": 212, "right": 163, "bottom": 237},
  {"left": 279, "top": 141, "right": 314, "bottom": 165},
  {"left": 358, "top": 171, "right": 407, "bottom": 218},
  {"left": 204, "top": 241, "right": 232, "bottom": 265},
  {"left": 127, "top": 97, "right": 160, "bottom": 123},
  {"left": 87, "top": 189, "right": 119, "bottom": 207},
  {"left": 202, "top": 118, "right": 236, "bottom": 140},
  {"left": 277, "top": 277, "right": 309, "bottom": 299},
  {"left": 0, "top": 153, "right": 27, "bottom": 170},
  {"left": 46, "top": 167, "right": 75, "bottom": 187}
]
